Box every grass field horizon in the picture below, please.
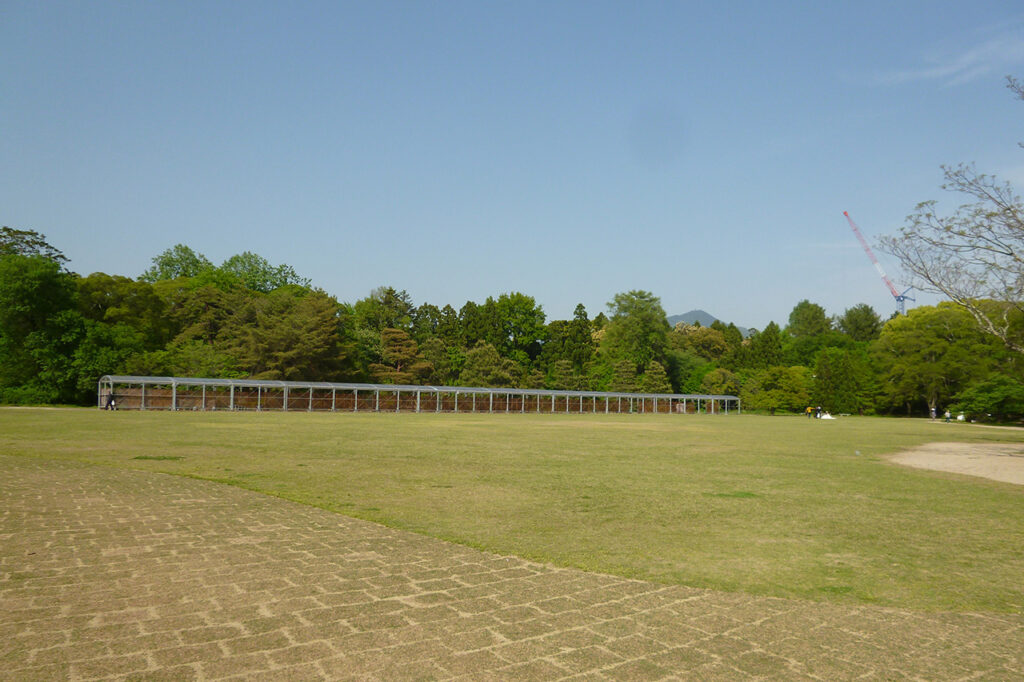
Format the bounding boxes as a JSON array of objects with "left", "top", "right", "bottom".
[{"left": 3, "top": 408, "right": 1022, "bottom": 614}]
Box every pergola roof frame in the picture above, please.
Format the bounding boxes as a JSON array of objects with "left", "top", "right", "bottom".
[{"left": 98, "top": 375, "right": 740, "bottom": 414}]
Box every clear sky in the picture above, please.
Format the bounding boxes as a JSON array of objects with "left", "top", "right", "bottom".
[{"left": 3, "top": 2, "right": 1023, "bottom": 330}]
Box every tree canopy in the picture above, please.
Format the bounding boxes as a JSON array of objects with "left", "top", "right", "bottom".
[{"left": 1, "top": 233, "right": 1021, "bottom": 420}]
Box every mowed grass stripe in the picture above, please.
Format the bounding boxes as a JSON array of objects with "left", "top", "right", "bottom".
[{"left": 2, "top": 408, "right": 1022, "bottom": 613}]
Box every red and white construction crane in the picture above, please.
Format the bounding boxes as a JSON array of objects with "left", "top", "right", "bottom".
[{"left": 843, "top": 211, "right": 913, "bottom": 315}]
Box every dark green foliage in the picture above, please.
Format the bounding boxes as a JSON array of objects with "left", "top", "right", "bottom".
[
  {"left": 786, "top": 300, "right": 831, "bottom": 338},
  {"left": 837, "top": 303, "right": 883, "bottom": 342},
  {"left": 354, "top": 286, "right": 415, "bottom": 333},
  {"left": 370, "top": 328, "right": 433, "bottom": 384},
  {"left": 0, "top": 255, "right": 81, "bottom": 401},
  {"left": 77, "top": 274, "right": 172, "bottom": 349},
  {"left": 812, "top": 348, "right": 863, "bottom": 414},
  {"left": 0, "top": 226, "right": 68, "bottom": 264}
]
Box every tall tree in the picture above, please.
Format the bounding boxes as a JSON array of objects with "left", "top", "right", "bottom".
[
  {"left": 0, "top": 227, "right": 68, "bottom": 264},
  {"left": 77, "top": 273, "right": 172, "bottom": 349},
  {"left": 140, "top": 244, "right": 213, "bottom": 282},
  {"left": 872, "top": 303, "right": 997, "bottom": 414},
  {"left": 219, "top": 252, "right": 310, "bottom": 292},
  {"left": 493, "top": 292, "right": 546, "bottom": 365},
  {"left": 353, "top": 286, "right": 415, "bottom": 333},
  {"left": 219, "top": 289, "right": 347, "bottom": 381},
  {"left": 837, "top": 303, "right": 883, "bottom": 342},
  {"left": 786, "top": 300, "right": 831, "bottom": 338},
  {"left": 411, "top": 303, "right": 442, "bottom": 344},
  {"left": 747, "top": 322, "right": 784, "bottom": 369},
  {"left": 812, "top": 348, "right": 865, "bottom": 414},
  {"left": 369, "top": 328, "right": 432, "bottom": 384},
  {"left": 0, "top": 254, "right": 80, "bottom": 402},
  {"left": 566, "top": 303, "right": 596, "bottom": 371},
  {"left": 602, "top": 290, "right": 670, "bottom": 373}
]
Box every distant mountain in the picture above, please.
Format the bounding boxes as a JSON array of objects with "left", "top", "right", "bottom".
[{"left": 667, "top": 309, "right": 750, "bottom": 337}]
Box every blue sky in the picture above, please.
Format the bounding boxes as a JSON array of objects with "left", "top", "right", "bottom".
[{"left": 3, "top": 2, "right": 1023, "bottom": 329}]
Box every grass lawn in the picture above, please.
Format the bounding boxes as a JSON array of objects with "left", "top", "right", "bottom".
[{"left": 2, "top": 408, "right": 1022, "bottom": 613}]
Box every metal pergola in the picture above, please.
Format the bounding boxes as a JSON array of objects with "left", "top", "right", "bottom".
[{"left": 97, "top": 375, "right": 741, "bottom": 415}]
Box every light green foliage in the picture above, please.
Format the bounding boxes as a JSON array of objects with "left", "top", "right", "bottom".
[
  {"left": 125, "top": 340, "right": 243, "bottom": 379},
  {"left": 493, "top": 292, "right": 546, "bottom": 365},
  {"left": 140, "top": 244, "right": 214, "bottom": 282},
  {"left": 711, "top": 319, "right": 743, "bottom": 350},
  {"left": 609, "top": 359, "right": 639, "bottom": 392},
  {"left": 459, "top": 341, "right": 516, "bottom": 387},
  {"left": 741, "top": 365, "right": 811, "bottom": 414},
  {"left": 219, "top": 251, "right": 311, "bottom": 292},
  {"left": 602, "top": 290, "right": 670, "bottom": 373},
  {"left": 417, "top": 337, "right": 462, "bottom": 386},
  {"left": 548, "top": 359, "right": 579, "bottom": 390},
  {"left": 700, "top": 367, "right": 741, "bottom": 395},
  {"left": 640, "top": 360, "right": 672, "bottom": 393},
  {"left": 670, "top": 323, "right": 729, "bottom": 361}
]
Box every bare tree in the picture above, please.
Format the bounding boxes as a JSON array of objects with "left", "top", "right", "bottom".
[{"left": 881, "top": 78, "right": 1024, "bottom": 355}]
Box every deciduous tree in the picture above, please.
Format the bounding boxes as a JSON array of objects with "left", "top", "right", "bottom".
[
  {"left": 602, "top": 290, "right": 669, "bottom": 373},
  {"left": 140, "top": 244, "right": 213, "bottom": 282}
]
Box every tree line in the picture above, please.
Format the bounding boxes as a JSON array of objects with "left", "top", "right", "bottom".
[{"left": 2, "top": 228, "right": 1021, "bottom": 419}]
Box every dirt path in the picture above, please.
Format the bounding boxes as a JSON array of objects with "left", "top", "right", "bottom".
[
  {"left": 890, "top": 441, "right": 1024, "bottom": 486},
  {"left": 2, "top": 455, "right": 1022, "bottom": 680}
]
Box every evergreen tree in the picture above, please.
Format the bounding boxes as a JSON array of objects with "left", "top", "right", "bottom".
[
  {"left": 641, "top": 361, "right": 672, "bottom": 393},
  {"left": 459, "top": 342, "right": 516, "bottom": 387}
]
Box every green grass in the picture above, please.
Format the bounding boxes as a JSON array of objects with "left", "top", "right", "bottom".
[{"left": 2, "top": 408, "right": 1022, "bottom": 613}]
